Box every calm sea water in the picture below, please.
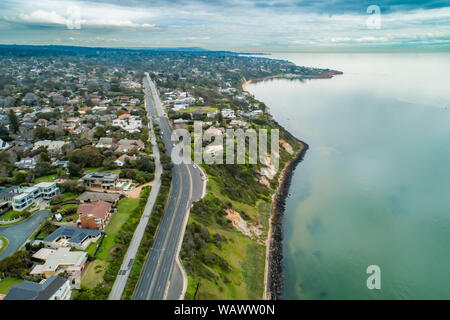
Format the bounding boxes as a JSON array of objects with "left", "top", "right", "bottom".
[{"left": 247, "top": 52, "right": 450, "bottom": 299}]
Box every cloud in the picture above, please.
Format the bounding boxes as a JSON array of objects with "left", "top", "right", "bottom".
[
  {"left": 0, "top": 0, "right": 449, "bottom": 49},
  {"left": 4, "top": 9, "right": 159, "bottom": 29}
]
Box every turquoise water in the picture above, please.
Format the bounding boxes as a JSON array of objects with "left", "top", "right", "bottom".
[{"left": 247, "top": 53, "right": 450, "bottom": 299}]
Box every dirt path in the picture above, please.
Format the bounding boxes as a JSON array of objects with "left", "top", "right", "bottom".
[{"left": 125, "top": 181, "right": 153, "bottom": 198}]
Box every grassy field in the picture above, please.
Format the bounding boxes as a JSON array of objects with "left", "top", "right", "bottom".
[
  {"left": 0, "top": 277, "right": 23, "bottom": 294},
  {"left": 60, "top": 192, "right": 79, "bottom": 201},
  {"left": 34, "top": 174, "right": 58, "bottom": 183},
  {"left": 182, "top": 174, "right": 269, "bottom": 299},
  {"left": 0, "top": 235, "right": 8, "bottom": 254},
  {"left": 179, "top": 106, "right": 218, "bottom": 114},
  {"left": 106, "top": 198, "right": 140, "bottom": 237},
  {"left": 81, "top": 260, "right": 108, "bottom": 289}
]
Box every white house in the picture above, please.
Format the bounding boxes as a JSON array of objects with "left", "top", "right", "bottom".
[
  {"left": 173, "top": 103, "right": 188, "bottom": 111},
  {"left": 221, "top": 108, "right": 236, "bottom": 119},
  {"left": 12, "top": 182, "right": 59, "bottom": 211},
  {"left": 114, "top": 154, "right": 135, "bottom": 167},
  {"left": 15, "top": 157, "right": 37, "bottom": 169},
  {"left": 112, "top": 114, "right": 142, "bottom": 133},
  {"left": 32, "top": 140, "right": 68, "bottom": 156}
]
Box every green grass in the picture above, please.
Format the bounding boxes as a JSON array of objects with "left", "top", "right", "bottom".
[
  {"left": 91, "top": 235, "right": 116, "bottom": 261},
  {"left": 60, "top": 203, "right": 78, "bottom": 211},
  {"left": 0, "top": 210, "right": 23, "bottom": 221},
  {"left": 81, "top": 260, "right": 107, "bottom": 289},
  {"left": 0, "top": 277, "right": 23, "bottom": 294},
  {"left": 61, "top": 213, "right": 78, "bottom": 223},
  {"left": 0, "top": 235, "right": 8, "bottom": 255},
  {"left": 179, "top": 106, "right": 218, "bottom": 114},
  {"left": 106, "top": 198, "right": 140, "bottom": 237},
  {"left": 34, "top": 174, "right": 58, "bottom": 183},
  {"left": 60, "top": 192, "right": 79, "bottom": 201}
]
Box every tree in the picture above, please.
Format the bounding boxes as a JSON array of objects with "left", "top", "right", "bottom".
[
  {"left": 34, "top": 161, "right": 55, "bottom": 178},
  {"left": 119, "top": 168, "right": 136, "bottom": 180},
  {"left": 94, "top": 126, "right": 106, "bottom": 139},
  {"left": 68, "top": 161, "right": 83, "bottom": 177},
  {"left": 34, "top": 126, "right": 56, "bottom": 140},
  {"left": 135, "top": 156, "right": 155, "bottom": 173},
  {"left": 39, "top": 152, "right": 50, "bottom": 163},
  {"left": 140, "top": 127, "right": 149, "bottom": 142},
  {"left": 8, "top": 109, "right": 19, "bottom": 133},
  {"left": 68, "top": 146, "right": 104, "bottom": 167}
]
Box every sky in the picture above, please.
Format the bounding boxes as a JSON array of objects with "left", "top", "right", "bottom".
[{"left": 0, "top": 0, "right": 449, "bottom": 51}]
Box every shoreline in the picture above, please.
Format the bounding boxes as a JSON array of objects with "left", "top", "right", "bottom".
[
  {"left": 264, "top": 141, "right": 309, "bottom": 299},
  {"left": 243, "top": 76, "right": 309, "bottom": 300}
]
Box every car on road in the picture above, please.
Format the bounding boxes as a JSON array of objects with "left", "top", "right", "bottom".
[{"left": 193, "top": 164, "right": 197, "bottom": 169}]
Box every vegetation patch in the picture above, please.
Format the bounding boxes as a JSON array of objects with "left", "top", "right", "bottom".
[{"left": 0, "top": 277, "right": 23, "bottom": 294}]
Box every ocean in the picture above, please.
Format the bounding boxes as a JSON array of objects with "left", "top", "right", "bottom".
[{"left": 246, "top": 52, "right": 450, "bottom": 299}]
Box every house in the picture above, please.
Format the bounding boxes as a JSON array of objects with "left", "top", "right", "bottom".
[
  {"left": 4, "top": 276, "right": 71, "bottom": 300},
  {"left": 12, "top": 182, "right": 60, "bottom": 211},
  {"left": 114, "top": 154, "right": 135, "bottom": 167},
  {"left": 116, "top": 139, "right": 145, "bottom": 153},
  {"left": 77, "top": 200, "right": 113, "bottom": 231},
  {"left": 0, "top": 186, "right": 20, "bottom": 215},
  {"left": 52, "top": 160, "right": 69, "bottom": 173},
  {"left": 112, "top": 114, "right": 142, "bottom": 132},
  {"left": 173, "top": 103, "right": 188, "bottom": 111},
  {"left": 0, "top": 185, "right": 20, "bottom": 203},
  {"left": 0, "top": 139, "right": 11, "bottom": 151},
  {"left": 32, "top": 140, "right": 68, "bottom": 156},
  {"left": 30, "top": 247, "right": 87, "bottom": 278},
  {"left": 76, "top": 191, "right": 121, "bottom": 205},
  {"left": 81, "top": 172, "right": 119, "bottom": 190},
  {"left": 221, "top": 108, "right": 236, "bottom": 119},
  {"left": 15, "top": 157, "right": 37, "bottom": 169},
  {"left": 95, "top": 137, "right": 116, "bottom": 149},
  {"left": 42, "top": 226, "right": 101, "bottom": 250},
  {"left": 229, "top": 119, "right": 249, "bottom": 128}
]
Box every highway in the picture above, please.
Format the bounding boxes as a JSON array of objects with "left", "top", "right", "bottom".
[
  {"left": 133, "top": 73, "right": 205, "bottom": 300},
  {"left": 108, "top": 76, "right": 163, "bottom": 300}
]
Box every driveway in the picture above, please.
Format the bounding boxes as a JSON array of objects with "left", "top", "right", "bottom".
[{"left": 0, "top": 210, "right": 51, "bottom": 261}]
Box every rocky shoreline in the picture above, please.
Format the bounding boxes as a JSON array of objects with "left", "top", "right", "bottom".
[{"left": 265, "top": 140, "right": 309, "bottom": 300}]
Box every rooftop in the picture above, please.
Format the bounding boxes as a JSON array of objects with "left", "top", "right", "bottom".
[
  {"left": 4, "top": 276, "right": 68, "bottom": 300},
  {"left": 31, "top": 247, "right": 87, "bottom": 273},
  {"left": 43, "top": 226, "right": 101, "bottom": 245}
]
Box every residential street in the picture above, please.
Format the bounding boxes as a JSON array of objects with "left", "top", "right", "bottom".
[{"left": 0, "top": 210, "right": 51, "bottom": 261}]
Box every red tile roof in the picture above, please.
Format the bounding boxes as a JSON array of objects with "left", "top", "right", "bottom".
[{"left": 77, "top": 201, "right": 111, "bottom": 219}]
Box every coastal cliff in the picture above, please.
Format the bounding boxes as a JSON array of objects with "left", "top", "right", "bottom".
[{"left": 265, "top": 140, "right": 309, "bottom": 300}]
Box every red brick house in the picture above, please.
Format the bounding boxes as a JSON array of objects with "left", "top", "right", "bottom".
[{"left": 77, "top": 201, "right": 112, "bottom": 231}]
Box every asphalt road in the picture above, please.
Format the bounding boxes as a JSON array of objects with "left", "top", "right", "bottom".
[
  {"left": 0, "top": 210, "right": 51, "bottom": 261},
  {"left": 108, "top": 76, "right": 163, "bottom": 300},
  {"left": 133, "top": 74, "right": 204, "bottom": 300}
]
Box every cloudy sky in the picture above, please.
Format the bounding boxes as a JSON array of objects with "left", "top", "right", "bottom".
[{"left": 0, "top": 0, "right": 449, "bottom": 50}]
